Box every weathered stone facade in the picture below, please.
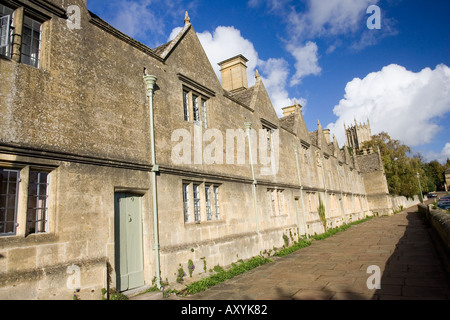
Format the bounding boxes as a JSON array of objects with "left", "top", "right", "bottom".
[{"left": 0, "top": 0, "right": 393, "bottom": 299}]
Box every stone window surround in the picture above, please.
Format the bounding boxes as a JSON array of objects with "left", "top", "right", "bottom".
[
  {"left": 182, "top": 180, "right": 221, "bottom": 224},
  {"left": 0, "top": 2, "right": 50, "bottom": 69},
  {"left": 182, "top": 86, "right": 209, "bottom": 128},
  {"left": 267, "top": 188, "right": 287, "bottom": 217},
  {"left": 0, "top": 164, "right": 54, "bottom": 238}
]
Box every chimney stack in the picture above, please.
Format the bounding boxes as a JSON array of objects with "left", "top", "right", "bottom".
[
  {"left": 218, "top": 54, "right": 248, "bottom": 93},
  {"left": 323, "top": 129, "right": 331, "bottom": 144}
]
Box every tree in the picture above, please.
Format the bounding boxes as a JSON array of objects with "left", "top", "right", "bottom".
[
  {"left": 361, "top": 132, "right": 428, "bottom": 198},
  {"left": 423, "top": 160, "right": 446, "bottom": 191}
]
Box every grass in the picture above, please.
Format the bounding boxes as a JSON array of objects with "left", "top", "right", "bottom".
[{"left": 184, "top": 256, "right": 273, "bottom": 295}]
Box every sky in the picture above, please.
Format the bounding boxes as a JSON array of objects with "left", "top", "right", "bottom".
[{"left": 86, "top": 0, "right": 450, "bottom": 164}]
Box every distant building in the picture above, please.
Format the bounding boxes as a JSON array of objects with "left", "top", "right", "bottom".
[{"left": 345, "top": 118, "right": 372, "bottom": 150}]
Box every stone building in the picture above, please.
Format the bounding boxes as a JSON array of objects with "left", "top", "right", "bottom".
[
  {"left": 345, "top": 118, "right": 372, "bottom": 151},
  {"left": 0, "top": 0, "right": 392, "bottom": 299}
]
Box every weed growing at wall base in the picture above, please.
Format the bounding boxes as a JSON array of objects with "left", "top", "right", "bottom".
[{"left": 184, "top": 256, "right": 273, "bottom": 295}]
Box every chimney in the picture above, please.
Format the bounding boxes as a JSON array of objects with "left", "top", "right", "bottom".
[
  {"left": 323, "top": 129, "right": 331, "bottom": 144},
  {"left": 218, "top": 54, "right": 248, "bottom": 93}
]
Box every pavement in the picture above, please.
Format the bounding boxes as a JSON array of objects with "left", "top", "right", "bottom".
[{"left": 131, "top": 203, "right": 450, "bottom": 300}]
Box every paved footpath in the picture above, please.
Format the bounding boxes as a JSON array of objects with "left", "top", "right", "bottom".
[{"left": 134, "top": 205, "right": 450, "bottom": 300}]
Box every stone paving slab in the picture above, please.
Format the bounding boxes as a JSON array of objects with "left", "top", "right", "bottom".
[{"left": 132, "top": 204, "right": 450, "bottom": 300}]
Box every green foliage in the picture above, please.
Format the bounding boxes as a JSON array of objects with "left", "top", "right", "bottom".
[
  {"left": 188, "top": 259, "right": 195, "bottom": 277},
  {"left": 185, "top": 256, "right": 272, "bottom": 295},
  {"left": 282, "top": 234, "right": 289, "bottom": 247},
  {"left": 213, "top": 265, "right": 225, "bottom": 273},
  {"left": 200, "top": 257, "right": 207, "bottom": 273},
  {"left": 317, "top": 194, "right": 327, "bottom": 231},
  {"left": 177, "top": 266, "right": 186, "bottom": 284},
  {"left": 361, "top": 132, "right": 447, "bottom": 197},
  {"left": 274, "top": 239, "right": 312, "bottom": 257}
]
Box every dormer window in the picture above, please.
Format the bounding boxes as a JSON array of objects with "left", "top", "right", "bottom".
[
  {"left": 178, "top": 73, "right": 215, "bottom": 129},
  {"left": 0, "top": 4, "right": 44, "bottom": 68},
  {"left": 0, "top": 4, "right": 13, "bottom": 58},
  {"left": 182, "top": 87, "right": 209, "bottom": 128},
  {"left": 21, "top": 16, "right": 42, "bottom": 68}
]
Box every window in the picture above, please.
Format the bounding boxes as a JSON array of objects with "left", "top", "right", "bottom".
[
  {"left": 21, "top": 16, "right": 42, "bottom": 68},
  {"left": 302, "top": 146, "right": 310, "bottom": 164},
  {"left": 0, "top": 4, "right": 44, "bottom": 68},
  {"left": 183, "top": 183, "right": 190, "bottom": 222},
  {"left": 213, "top": 186, "right": 220, "bottom": 220},
  {"left": 205, "top": 185, "right": 212, "bottom": 221},
  {"left": 182, "top": 88, "right": 208, "bottom": 128},
  {"left": 193, "top": 184, "right": 200, "bottom": 223},
  {"left": 26, "top": 171, "right": 49, "bottom": 235},
  {"left": 202, "top": 99, "right": 208, "bottom": 128},
  {"left": 183, "top": 90, "right": 190, "bottom": 121},
  {"left": 267, "top": 188, "right": 286, "bottom": 216},
  {"left": 0, "top": 167, "right": 51, "bottom": 237},
  {"left": 0, "top": 168, "right": 20, "bottom": 235},
  {"left": 183, "top": 182, "right": 221, "bottom": 224},
  {"left": 192, "top": 94, "right": 200, "bottom": 123},
  {"left": 0, "top": 4, "right": 13, "bottom": 58},
  {"left": 262, "top": 126, "right": 273, "bottom": 153}
]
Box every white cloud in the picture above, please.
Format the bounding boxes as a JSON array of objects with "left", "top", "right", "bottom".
[
  {"left": 259, "top": 58, "right": 308, "bottom": 117},
  {"left": 196, "top": 26, "right": 259, "bottom": 86},
  {"left": 287, "top": 41, "right": 322, "bottom": 85},
  {"left": 287, "top": 0, "right": 379, "bottom": 40},
  {"left": 424, "top": 143, "right": 450, "bottom": 165},
  {"left": 169, "top": 25, "right": 306, "bottom": 117},
  {"left": 111, "top": 0, "right": 164, "bottom": 40},
  {"left": 327, "top": 64, "right": 450, "bottom": 149}
]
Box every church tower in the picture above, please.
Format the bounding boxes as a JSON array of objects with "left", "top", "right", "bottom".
[{"left": 344, "top": 118, "right": 372, "bottom": 150}]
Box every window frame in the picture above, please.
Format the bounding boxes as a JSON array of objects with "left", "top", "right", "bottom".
[
  {"left": 182, "top": 86, "right": 209, "bottom": 128},
  {"left": 0, "top": 4, "right": 48, "bottom": 68},
  {"left": 0, "top": 166, "right": 52, "bottom": 238},
  {"left": 182, "top": 181, "right": 221, "bottom": 224},
  {"left": 0, "top": 168, "right": 20, "bottom": 236},
  {"left": 0, "top": 4, "right": 14, "bottom": 58},
  {"left": 20, "top": 15, "right": 42, "bottom": 68},
  {"left": 26, "top": 170, "right": 49, "bottom": 235}
]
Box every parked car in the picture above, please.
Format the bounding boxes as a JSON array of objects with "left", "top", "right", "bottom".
[
  {"left": 438, "top": 202, "right": 450, "bottom": 210},
  {"left": 427, "top": 193, "right": 438, "bottom": 198}
]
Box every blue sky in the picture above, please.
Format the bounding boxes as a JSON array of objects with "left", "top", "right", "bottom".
[{"left": 86, "top": 0, "right": 450, "bottom": 164}]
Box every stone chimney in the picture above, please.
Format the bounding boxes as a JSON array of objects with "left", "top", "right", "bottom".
[
  {"left": 323, "top": 129, "right": 331, "bottom": 144},
  {"left": 218, "top": 55, "right": 248, "bottom": 93}
]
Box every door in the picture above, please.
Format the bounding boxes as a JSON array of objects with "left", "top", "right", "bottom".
[{"left": 114, "top": 193, "right": 144, "bottom": 291}]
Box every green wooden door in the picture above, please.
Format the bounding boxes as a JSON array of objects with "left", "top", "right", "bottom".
[{"left": 115, "top": 193, "right": 144, "bottom": 292}]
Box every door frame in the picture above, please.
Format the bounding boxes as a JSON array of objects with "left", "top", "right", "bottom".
[{"left": 114, "top": 192, "right": 145, "bottom": 292}]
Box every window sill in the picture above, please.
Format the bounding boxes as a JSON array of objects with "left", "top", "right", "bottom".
[
  {"left": 184, "top": 219, "right": 224, "bottom": 227},
  {"left": 270, "top": 214, "right": 289, "bottom": 218},
  {"left": 0, "top": 232, "right": 57, "bottom": 246}
]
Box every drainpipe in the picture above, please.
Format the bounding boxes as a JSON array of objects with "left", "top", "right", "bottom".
[
  {"left": 143, "top": 74, "right": 161, "bottom": 289},
  {"left": 293, "top": 145, "right": 308, "bottom": 238},
  {"left": 245, "top": 122, "right": 261, "bottom": 251}
]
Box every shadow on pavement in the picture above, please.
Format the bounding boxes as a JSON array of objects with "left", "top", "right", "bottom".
[{"left": 373, "top": 209, "right": 450, "bottom": 300}]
